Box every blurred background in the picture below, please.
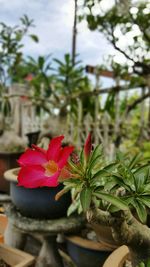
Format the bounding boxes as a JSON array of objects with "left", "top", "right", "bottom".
[{"left": 0, "top": 0, "right": 150, "bottom": 160}]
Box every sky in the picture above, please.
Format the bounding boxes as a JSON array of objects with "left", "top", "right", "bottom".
[
  {"left": 0, "top": 0, "right": 116, "bottom": 62},
  {"left": 0, "top": 0, "right": 118, "bottom": 86}
]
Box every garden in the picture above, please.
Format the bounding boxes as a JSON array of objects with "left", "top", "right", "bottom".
[{"left": 0, "top": 0, "right": 150, "bottom": 266}]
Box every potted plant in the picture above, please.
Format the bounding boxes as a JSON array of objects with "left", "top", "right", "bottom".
[
  {"left": 59, "top": 134, "right": 150, "bottom": 267},
  {"left": 4, "top": 136, "right": 74, "bottom": 219},
  {"left": 66, "top": 227, "right": 114, "bottom": 267},
  {"left": 16, "top": 133, "right": 150, "bottom": 267}
]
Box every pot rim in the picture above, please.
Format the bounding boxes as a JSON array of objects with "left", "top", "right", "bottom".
[
  {"left": 66, "top": 236, "right": 113, "bottom": 252},
  {"left": 102, "top": 245, "right": 129, "bottom": 267},
  {"left": 4, "top": 167, "right": 20, "bottom": 182}
]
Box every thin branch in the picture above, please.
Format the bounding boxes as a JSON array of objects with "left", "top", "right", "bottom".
[
  {"left": 126, "top": 91, "right": 150, "bottom": 115},
  {"left": 110, "top": 25, "right": 150, "bottom": 76}
]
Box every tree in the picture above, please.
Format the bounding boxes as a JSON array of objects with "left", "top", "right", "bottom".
[{"left": 81, "top": 0, "right": 150, "bottom": 79}]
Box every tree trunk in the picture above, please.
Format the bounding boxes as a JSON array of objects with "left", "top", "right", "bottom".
[{"left": 87, "top": 208, "right": 150, "bottom": 267}]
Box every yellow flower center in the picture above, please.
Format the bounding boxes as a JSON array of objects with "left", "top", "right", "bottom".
[{"left": 44, "top": 160, "right": 59, "bottom": 177}]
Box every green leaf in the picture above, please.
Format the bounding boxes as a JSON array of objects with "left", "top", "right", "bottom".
[
  {"left": 94, "top": 192, "right": 128, "bottom": 210},
  {"left": 134, "top": 173, "right": 146, "bottom": 193},
  {"left": 134, "top": 164, "right": 150, "bottom": 178},
  {"left": 139, "top": 196, "right": 150, "bottom": 208},
  {"left": 67, "top": 200, "right": 80, "bottom": 216},
  {"left": 93, "top": 162, "right": 117, "bottom": 179},
  {"left": 89, "top": 145, "right": 102, "bottom": 163},
  {"left": 104, "top": 180, "right": 118, "bottom": 191},
  {"left": 111, "top": 174, "right": 131, "bottom": 191},
  {"left": 128, "top": 153, "right": 142, "bottom": 169},
  {"left": 29, "top": 34, "right": 39, "bottom": 43},
  {"left": 68, "top": 160, "right": 83, "bottom": 175},
  {"left": 88, "top": 155, "right": 101, "bottom": 174},
  {"left": 133, "top": 200, "right": 147, "bottom": 224},
  {"left": 143, "top": 184, "right": 150, "bottom": 194},
  {"left": 80, "top": 149, "right": 84, "bottom": 166},
  {"left": 80, "top": 187, "right": 92, "bottom": 212},
  {"left": 38, "top": 56, "right": 44, "bottom": 69}
]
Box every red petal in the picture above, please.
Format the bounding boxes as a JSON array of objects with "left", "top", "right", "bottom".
[
  {"left": 43, "top": 172, "right": 59, "bottom": 187},
  {"left": 47, "top": 136, "right": 64, "bottom": 161},
  {"left": 17, "top": 165, "right": 48, "bottom": 188},
  {"left": 17, "top": 166, "right": 59, "bottom": 188},
  {"left": 18, "top": 148, "right": 47, "bottom": 167},
  {"left": 58, "top": 146, "right": 74, "bottom": 168},
  {"left": 84, "top": 133, "right": 92, "bottom": 159},
  {"left": 32, "top": 144, "right": 46, "bottom": 154}
]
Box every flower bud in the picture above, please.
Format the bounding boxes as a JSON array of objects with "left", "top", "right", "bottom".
[{"left": 84, "top": 133, "right": 92, "bottom": 161}]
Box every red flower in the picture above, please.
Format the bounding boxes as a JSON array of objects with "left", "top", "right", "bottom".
[
  {"left": 25, "top": 73, "right": 34, "bottom": 81},
  {"left": 17, "top": 136, "right": 74, "bottom": 188},
  {"left": 84, "top": 133, "right": 92, "bottom": 161}
]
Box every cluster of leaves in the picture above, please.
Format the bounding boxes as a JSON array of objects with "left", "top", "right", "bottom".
[
  {"left": 53, "top": 54, "right": 89, "bottom": 96},
  {"left": 100, "top": 152, "right": 150, "bottom": 223},
  {"left": 62, "top": 140, "right": 150, "bottom": 224}
]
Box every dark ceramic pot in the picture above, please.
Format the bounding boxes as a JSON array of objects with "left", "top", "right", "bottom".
[
  {"left": 66, "top": 236, "right": 113, "bottom": 267},
  {"left": 4, "top": 168, "right": 71, "bottom": 219},
  {"left": 26, "top": 131, "right": 40, "bottom": 148}
]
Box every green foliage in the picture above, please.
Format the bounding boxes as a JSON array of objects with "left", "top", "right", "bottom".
[
  {"left": 80, "top": 0, "right": 150, "bottom": 81},
  {"left": 53, "top": 54, "right": 89, "bottom": 95},
  {"left": 13, "top": 55, "right": 53, "bottom": 97},
  {"left": 80, "top": 187, "right": 92, "bottom": 212},
  {"left": 137, "top": 259, "right": 150, "bottom": 267},
  {"left": 0, "top": 15, "right": 38, "bottom": 89},
  {"left": 62, "top": 135, "right": 150, "bottom": 223}
]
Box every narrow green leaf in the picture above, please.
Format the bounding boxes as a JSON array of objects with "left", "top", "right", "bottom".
[
  {"left": 139, "top": 196, "right": 150, "bottom": 208},
  {"left": 68, "top": 160, "right": 83, "bottom": 175},
  {"left": 104, "top": 180, "right": 118, "bottom": 191},
  {"left": 134, "top": 174, "right": 146, "bottom": 193},
  {"left": 88, "top": 155, "right": 101, "bottom": 173},
  {"left": 93, "top": 162, "right": 117, "bottom": 179},
  {"left": 128, "top": 153, "right": 142, "bottom": 169},
  {"left": 29, "top": 34, "right": 39, "bottom": 43},
  {"left": 90, "top": 145, "right": 102, "bottom": 161},
  {"left": 133, "top": 200, "right": 147, "bottom": 224},
  {"left": 94, "top": 192, "right": 128, "bottom": 210},
  {"left": 38, "top": 56, "right": 44, "bottom": 69},
  {"left": 134, "top": 164, "right": 150, "bottom": 182},
  {"left": 80, "top": 187, "right": 92, "bottom": 212},
  {"left": 111, "top": 174, "right": 131, "bottom": 191},
  {"left": 80, "top": 149, "right": 84, "bottom": 165},
  {"left": 143, "top": 184, "right": 150, "bottom": 194},
  {"left": 67, "top": 200, "right": 80, "bottom": 216}
]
